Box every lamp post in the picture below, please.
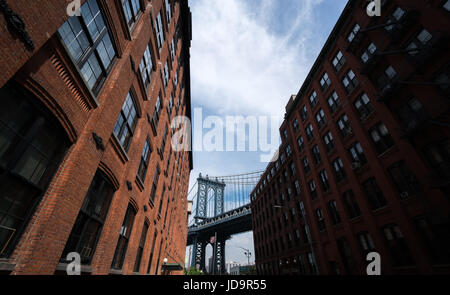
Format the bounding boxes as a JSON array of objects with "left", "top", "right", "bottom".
[
  {"left": 273, "top": 202, "right": 319, "bottom": 274},
  {"left": 238, "top": 247, "right": 252, "bottom": 266}
]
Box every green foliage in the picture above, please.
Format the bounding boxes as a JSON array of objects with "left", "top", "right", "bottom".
[{"left": 185, "top": 268, "right": 204, "bottom": 275}]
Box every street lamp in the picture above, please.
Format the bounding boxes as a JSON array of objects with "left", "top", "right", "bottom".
[
  {"left": 273, "top": 203, "right": 319, "bottom": 274},
  {"left": 238, "top": 247, "right": 252, "bottom": 266}
]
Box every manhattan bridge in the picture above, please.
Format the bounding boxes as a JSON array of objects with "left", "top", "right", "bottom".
[{"left": 186, "top": 171, "right": 263, "bottom": 274}]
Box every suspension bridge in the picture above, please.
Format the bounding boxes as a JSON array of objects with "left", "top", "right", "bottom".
[{"left": 186, "top": 171, "right": 263, "bottom": 274}]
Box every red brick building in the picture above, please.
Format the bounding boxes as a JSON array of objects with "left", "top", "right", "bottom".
[
  {"left": 251, "top": 0, "right": 450, "bottom": 275},
  {"left": 0, "top": 0, "right": 193, "bottom": 275}
]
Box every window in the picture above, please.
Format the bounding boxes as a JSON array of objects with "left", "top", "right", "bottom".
[
  {"left": 290, "top": 162, "right": 296, "bottom": 176},
  {"left": 300, "top": 105, "right": 308, "bottom": 121},
  {"left": 146, "top": 230, "right": 158, "bottom": 274},
  {"left": 319, "top": 170, "right": 330, "bottom": 191},
  {"left": 134, "top": 222, "right": 149, "bottom": 273},
  {"left": 149, "top": 166, "right": 161, "bottom": 204},
  {"left": 283, "top": 129, "right": 288, "bottom": 140},
  {"left": 327, "top": 91, "right": 341, "bottom": 113},
  {"left": 122, "top": 0, "right": 142, "bottom": 29},
  {"left": 444, "top": 0, "right": 450, "bottom": 11},
  {"left": 424, "top": 139, "right": 450, "bottom": 179},
  {"left": 58, "top": 0, "right": 117, "bottom": 93},
  {"left": 315, "top": 109, "right": 326, "bottom": 129},
  {"left": 113, "top": 92, "right": 139, "bottom": 152},
  {"left": 385, "top": 7, "right": 406, "bottom": 31},
  {"left": 342, "top": 190, "right": 361, "bottom": 219},
  {"left": 332, "top": 51, "right": 346, "bottom": 72},
  {"left": 337, "top": 238, "right": 357, "bottom": 274},
  {"left": 396, "top": 97, "right": 427, "bottom": 129},
  {"left": 369, "top": 122, "right": 394, "bottom": 154},
  {"left": 302, "top": 156, "right": 310, "bottom": 174},
  {"left": 309, "top": 91, "right": 318, "bottom": 108},
  {"left": 162, "top": 61, "right": 170, "bottom": 89},
  {"left": 363, "top": 178, "right": 387, "bottom": 210},
  {"left": 354, "top": 93, "right": 374, "bottom": 120},
  {"left": 307, "top": 253, "right": 318, "bottom": 274},
  {"left": 167, "top": 95, "right": 174, "bottom": 116},
  {"left": 294, "top": 180, "right": 301, "bottom": 195},
  {"left": 316, "top": 208, "right": 326, "bottom": 231},
  {"left": 309, "top": 180, "right": 317, "bottom": 200},
  {"left": 286, "top": 145, "right": 292, "bottom": 157},
  {"left": 327, "top": 200, "right": 341, "bottom": 225},
  {"left": 342, "top": 70, "right": 359, "bottom": 93},
  {"left": 292, "top": 119, "right": 299, "bottom": 132},
  {"left": 165, "top": 0, "right": 172, "bottom": 25},
  {"left": 160, "top": 125, "right": 168, "bottom": 154},
  {"left": 306, "top": 124, "right": 314, "bottom": 141},
  {"left": 361, "top": 43, "right": 377, "bottom": 63},
  {"left": 0, "top": 84, "right": 70, "bottom": 257},
  {"left": 170, "top": 38, "right": 176, "bottom": 62},
  {"left": 280, "top": 153, "right": 286, "bottom": 164},
  {"left": 111, "top": 204, "right": 137, "bottom": 270},
  {"left": 311, "top": 145, "right": 321, "bottom": 165},
  {"left": 158, "top": 185, "right": 166, "bottom": 217},
  {"left": 414, "top": 216, "right": 450, "bottom": 264},
  {"left": 139, "top": 44, "right": 154, "bottom": 89},
  {"left": 320, "top": 73, "right": 331, "bottom": 91},
  {"left": 407, "top": 29, "right": 433, "bottom": 56},
  {"left": 297, "top": 136, "right": 305, "bottom": 151},
  {"left": 60, "top": 171, "right": 114, "bottom": 264},
  {"left": 349, "top": 142, "right": 367, "bottom": 166},
  {"left": 323, "top": 131, "right": 335, "bottom": 153},
  {"left": 155, "top": 12, "right": 165, "bottom": 51},
  {"left": 382, "top": 224, "right": 414, "bottom": 266},
  {"left": 377, "top": 65, "right": 398, "bottom": 92},
  {"left": 388, "top": 161, "right": 420, "bottom": 199},
  {"left": 333, "top": 158, "right": 346, "bottom": 182},
  {"left": 337, "top": 114, "right": 353, "bottom": 137},
  {"left": 347, "top": 23, "right": 360, "bottom": 42},
  {"left": 137, "top": 140, "right": 152, "bottom": 181},
  {"left": 152, "top": 94, "right": 162, "bottom": 131},
  {"left": 358, "top": 232, "right": 376, "bottom": 256}
]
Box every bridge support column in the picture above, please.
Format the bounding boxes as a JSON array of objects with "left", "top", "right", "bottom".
[{"left": 190, "top": 235, "right": 207, "bottom": 272}]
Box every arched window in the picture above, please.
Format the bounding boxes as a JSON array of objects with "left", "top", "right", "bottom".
[{"left": 0, "top": 82, "right": 70, "bottom": 257}]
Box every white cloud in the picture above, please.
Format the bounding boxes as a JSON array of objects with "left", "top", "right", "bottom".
[{"left": 190, "top": 0, "right": 325, "bottom": 118}]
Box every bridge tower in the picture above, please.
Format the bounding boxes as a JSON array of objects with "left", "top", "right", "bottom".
[{"left": 190, "top": 174, "right": 226, "bottom": 273}]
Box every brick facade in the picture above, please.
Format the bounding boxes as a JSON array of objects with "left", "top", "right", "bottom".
[
  {"left": 0, "top": 0, "right": 192, "bottom": 275},
  {"left": 251, "top": 0, "right": 450, "bottom": 275}
]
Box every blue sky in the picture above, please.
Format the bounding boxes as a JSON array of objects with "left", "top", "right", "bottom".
[{"left": 185, "top": 0, "right": 348, "bottom": 268}]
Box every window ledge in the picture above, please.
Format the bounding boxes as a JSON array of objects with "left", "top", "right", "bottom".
[
  {"left": 56, "top": 263, "right": 92, "bottom": 274},
  {"left": 110, "top": 134, "right": 129, "bottom": 164},
  {"left": 377, "top": 145, "right": 399, "bottom": 160},
  {"left": 0, "top": 259, "right": 15, "bottom": 272},
  {"left": 109, "top": 268, "right": 123, "bottom": 275}
]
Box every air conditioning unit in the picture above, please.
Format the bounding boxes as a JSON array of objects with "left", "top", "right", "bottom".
[
  {"left": 351, "top": 162, "right": 361, "bottom": 170},
  {"left": 400, "top": 191, "right": 410, "bottom": 199}
]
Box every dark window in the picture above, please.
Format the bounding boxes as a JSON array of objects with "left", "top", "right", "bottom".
[
  {"left": 137, "top": 140, "right": 152, "bottom": 181},
  {"left": 361, "top": 43, "right": 377, "bottom": 63},
  {"left": 150, "top": 166, "right": 161, "bottom": 204},
  {"left": 424, "top": 139, "right": 450, "bottom": 179},
  {"left": 162, "top": 61, "right": 170, "bottom": 89},
  {"left": 134, "top": 222, "right": 149, "bottom": 273},
  {"left": 347, "top": 23, "right": 360, "bottom": 42},
  {"left": 152, "top": 94, "right": 162, "bottom": 131},
  {"left": 58, "top": 0, "right": 117, "bottom": 94},
  {"left": 285, "top": 145, "right": 292, "bottom": 157},
  {"left": 165, "top": 0, "right": 172, "bottom": 25},
  {"left": 348, "top": 142, "right": 367, "bottom": 166},
  {"left": 290, "top": 162, "right": 296, "bottom": 176},
  {"left": 396, "top": 97, "right": 427, "bottom": 129},
  {"left": 354, "top": 93, "right": 374, "bottom": 120},
  {"left": 385, "top": 7, "right": 406, "bottom": 32},
  {"left": 414, "top": 215, "right": 450, "bottom": 264},
  {"left": 327, "top": 200, "right": 341, "bottom": 225},
  {"left": 311, "top": 145, "right": 321, "bottom": 165},
  {"left": 327, "top": 91, "right": 341, "bottom": 113},
  {"left": 292, "top": 119, "right": 299, "bottom": 132},
  {"left": 113, "top": 92, "right": 139, "bottom": 152},
  {"left": 309, "top": 91, "right": 318, "bottom": 108},
  {"left": 377, "top": 65, "right": 398, "bottom": 92},
  {"left": 111, "top": 204, "right": 137, "bottom": 270},
  {"left": 297, "top": 136, "right": 305, "bottom": 151},
  {"left": 146, "top": 230, "right": 158, "bottom": 273},
  {"left": 323, "top": 131, "right": 335, "bottom": 153},
  {"left": 332, "top": 158, "right": 346, "bottom": 182},
  {"left": 294, "top": 180, "right": 301, "bottom": 195},
  {"left": 302, "top": 156, "right": 310, "bottom": 174},
  {"left": 0, "top": 84, "right": 69, "bottom": 257},
  {"left": 300, "top": 105, "right": 308, "bottom": 121},
  {"left": 155, "top": 12, "right": 165, "bottom": 51},
  {"left": 139, "top": 44, "right": 154, "bottom": 89},
  {"left": 332, "top": 51, "right": 346, "bottom": 72},
  {"left": 319, "top": 170, "right": 330, "bottom": 191},
  {"left": 122, "top": 0, "right": 142, "bottom": 28},
  {"left": 362, "top": 178, "right": 387, "bottom": 210},
  {"left": 369, "top": 122, "right": 394, "bottom": 155},
  {"left": 342, "top": 70, "right": 359, "bottom": 93},
  {"left": 388, "top": 161, "right": 421, "bottom": 199},
  {"left": 342, "top": 190, "right": 361, "bottom": 219},
  {"left": 306, "top": 124, "right": 314, "bottom": 141},
  {"left": 60, "top": 171, "right": 114, "bottom": 264},
  {"left": 320, "top": 72, "right": 331, "bottom": 91},
  {"left": 382, "top": 224, "right": 414, "bottom": 266},
  {"left": 337, "top": 114, "right": 353, "bottom": 137},
  {"left": 160, "top": 125, "right": 168, "bottom": 154},
  {"left": 358, "top": 232, "right": 376, "bottom": 257},
  {"left": 309, "top": 180, "right": 317, "bottom": 200},
  {"left": 316, "top": 208, "right": 326, "bottom": 231},
  {"left": 315, "top": 109, "right": 326, "bottom": 129},
  {"left": 337, "top": 238, "right": 357, "bottom": 274}
]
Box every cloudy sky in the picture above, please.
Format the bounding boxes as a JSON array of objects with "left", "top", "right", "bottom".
[{"left": 185, "top": 0, "right": 348, "bottom": 268}]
